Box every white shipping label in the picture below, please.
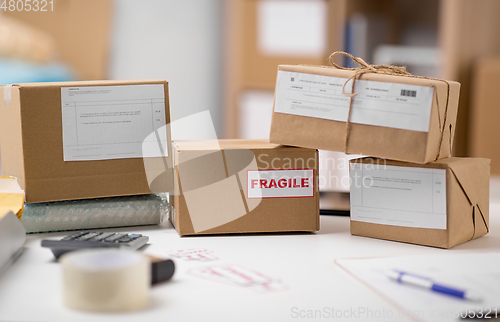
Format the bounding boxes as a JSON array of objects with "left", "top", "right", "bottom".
[
  {"left": 247, "top": 169, "right": 314, "bottom": 199},
  {"left": 61, "top": 84, "right": 167, "bottom": 161},
  {"left": 257, "top": 0, "right": 327, "bottom": 57},
  {"left": 274, "top": 71, "right": 434, "bottom": 132},
  {"left": 349, "top": 163, "right": 447, "bottom": 229}
]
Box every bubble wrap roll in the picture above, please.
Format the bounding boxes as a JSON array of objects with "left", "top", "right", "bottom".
[{"left": 21, "top": 194, "right": 168, "bottom": 233}]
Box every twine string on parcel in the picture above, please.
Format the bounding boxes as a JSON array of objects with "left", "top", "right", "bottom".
[{"left": 328, "top": 51, "right": 451, "bottom": 160}]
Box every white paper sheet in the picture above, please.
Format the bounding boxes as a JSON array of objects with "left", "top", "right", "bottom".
[
  {"left": 0, "top": 177, "right": 23, "bottom": 194},
  {"left": 337, "top": 253, "right": 500, "bottom": 322},
  {"left": 274, "top": 71, "right": 434, "bottom": 132},
  {"left": 318, "top": 150, "right": 363, "bottom": 192},
  {"left": 239, "top": 90, "right": 274, "bottom": 139},
  {"left": 61, "top": 84, "right": 167, "bottom": 161},
  {"left": 350, "top": 163, "right": 447, "bottom": 230},
  {"left": 257, "top": 0, "right": 327, "bottom": 57}
]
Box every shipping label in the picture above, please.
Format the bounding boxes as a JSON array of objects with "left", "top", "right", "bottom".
[
  {"left": 350, "top": 163, "right": 447, "bottom": 229},
  {"left": 61, "top": 84, "right": 167, "bottom": 161},
  {"left": 274, "top": 70, "right": 434, "bottom": 132}
]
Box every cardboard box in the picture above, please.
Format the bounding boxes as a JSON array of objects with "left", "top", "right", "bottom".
[
  {"left": 170, "top": 139, "right": 319, "bottom": 236},
  {"left": 269, "top": 65, "right": 461, "bottom": 164},
  {"left": 349, "top": 157, "right": 490, "bottom": 248},
  {"left": 0, "top": 80, "right": 172, "bottom": 203},
  {"left": 469, "top": 57, "right": 500, "bottom": 174}
]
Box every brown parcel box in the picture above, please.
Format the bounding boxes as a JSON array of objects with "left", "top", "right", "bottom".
[
  {"left": 170, "top": 139, "right": 319, "bottom": 236},
  {"left": 270, "top": 65, "right": 461, "bottom": 164},
  {"left": 0, "top": 80, "right": 172, "bottom": 203},
  {"left": 470, "top": 57, "right": 500, "bottom": 174},
  {"left": 349, "top": 157, "right": 490, "bottom": 248}
]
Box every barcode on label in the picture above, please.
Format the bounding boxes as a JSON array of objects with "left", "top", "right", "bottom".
[{"left": 400, "top": 89, "right": 417, "bottom": 97}]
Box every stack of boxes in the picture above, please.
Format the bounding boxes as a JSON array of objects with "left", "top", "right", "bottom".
[
  {"left": 0, "top": 57, "right": 490, "bottom": 248},
  {"left": 170, "top": 58, "right": 490, "bottom": 248},
  {"left": 269, "top": 63, "right": 490, "bottom": 248},
  {"left": 0, "top": 80, "right": 172, "bottom": 232}
]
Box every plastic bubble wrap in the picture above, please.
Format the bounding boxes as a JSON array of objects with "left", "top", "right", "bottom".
[{"left": 21, "top": 194, "right": 168, "bottom": 233}]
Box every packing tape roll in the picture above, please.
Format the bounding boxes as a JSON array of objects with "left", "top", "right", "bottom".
[{"left": 61, "top": 249, "right": 150, "bottom": 312}]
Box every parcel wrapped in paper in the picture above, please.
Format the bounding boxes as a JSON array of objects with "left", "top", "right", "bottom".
[
  {"left": 270, "top": 52, "right": 461, "bottom": 164},
  {"left": 349, "top": 157, "right": 490, "bottom": 248}
]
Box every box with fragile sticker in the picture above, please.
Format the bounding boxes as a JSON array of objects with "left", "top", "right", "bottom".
[
  {"left": 349, "top": 157, "right": 490, "bottom": 248},
  {"left": 170, "top": 139, "right": 319, "bottom": 236},
  {"left": 0, "top": 80, "right": 172, "bottom": 203},
  {"left": 269, "top": 65, "right": 461, "bottom": 163}
]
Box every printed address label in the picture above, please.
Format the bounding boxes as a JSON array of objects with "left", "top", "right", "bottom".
[
  {"left": 61, "top": 84, "right": 167, "bottom": 161},
  {"left": 274, "top": 70, "right": 434, "bottom": 132},
  {"left": 349, "top": 163, "right": 447, "bottom": 230},
  {"left": 247, "top": 169, "right": 314, "bottom": 199}
]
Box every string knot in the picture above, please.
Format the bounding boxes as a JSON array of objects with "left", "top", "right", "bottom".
[
  {"left": 329, "top": 51, "right": 411, "bottom": 77},
  {"left": 329, "top": 51, "right": 411, "bottom": 97},
  {"left": 327, "top": 51, "right": 449, "bottom": 161}
]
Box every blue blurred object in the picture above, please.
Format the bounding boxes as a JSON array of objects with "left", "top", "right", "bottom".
[{"left": 0, "top": 58, "right": 76, "bottom": 85}]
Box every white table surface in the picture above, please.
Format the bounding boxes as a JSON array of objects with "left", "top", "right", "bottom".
[{"left": 1, "top": 180, "right": 500, "bottom": 322}]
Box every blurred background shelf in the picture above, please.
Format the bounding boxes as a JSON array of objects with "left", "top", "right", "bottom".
[{"left": 4, "top": 0, "right": 113, "bottom": 81}]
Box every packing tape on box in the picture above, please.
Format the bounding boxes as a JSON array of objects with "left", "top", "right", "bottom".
[{"left": 61, "top": 249, "right": 150, "bottom": 312}]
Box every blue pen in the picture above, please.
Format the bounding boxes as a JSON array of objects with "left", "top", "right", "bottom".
[{"left": 386, "top": 270, "right": 482, "bottom": 302}]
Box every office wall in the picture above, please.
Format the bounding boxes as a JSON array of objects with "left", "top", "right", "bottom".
[{"left": 108, "top": 0, "right": 224, "bottom": 139}]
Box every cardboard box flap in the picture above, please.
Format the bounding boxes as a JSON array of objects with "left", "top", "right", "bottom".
[
  {"left": 175, "top": 139, "right": 287, "bottom": 151},
  {"left": 12, "top": 79, "right": 167, "bottom": 88},
  {"left": 444, "top": 158, "right": 490, "bottom": 235},
  {"left": 472, "top": 204, "right": 489, "bottom": 238}
]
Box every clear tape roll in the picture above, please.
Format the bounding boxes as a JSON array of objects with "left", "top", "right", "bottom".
[{"left": 61, "top": 249, "right": 150, "bottom": 312}]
